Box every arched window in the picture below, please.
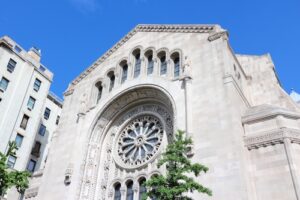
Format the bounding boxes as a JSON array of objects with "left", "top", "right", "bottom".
[
  {"left": 145, "top": 50, "right": 154, "bottom": 75},
  {"left": 133, "top": 50, "right": 141, "bottom": 78},
  {"left": 121, "top": 61, "right": 128, "bottom": 83},
  {"left": 107, "top": 71, "right": 115, "bottom": 92},
  {"left": 126, "top": 180, "right": 134, "bottom": 200},
  {"left": 95, "top": 81, "right": 103, "bottom": 103},
  {"left": 158, "top": 52, "right": 167, "bottom": 75},
  {"left": 114, "top": 182, "right": 121, "bottom": 200},
  {"left": 171, "top": 52, "right": 180, "bottom": 77},
  {"left": 138, "top": 178, "right": 147, "bottom": 200}
]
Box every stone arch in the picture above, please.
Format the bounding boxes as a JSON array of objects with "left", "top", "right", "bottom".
[
  {"left": 156, "top": 48, "right": 170, "bottom": 76},
  {"left": 144, "top": 47, "right": 156, "bottom": 76},
  {"left": 89, "top": 77, "right": 105, "bottom": 108},
  {"left": 78, "top": 85, "right": 176, "bottom": 200},
  {"left": 170, "top": 49, "right": 183, "bottom": 78}
]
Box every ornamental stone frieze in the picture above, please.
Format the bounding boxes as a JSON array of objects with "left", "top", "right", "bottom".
[{"left": 244, "top": 128, "right": 300, "bottom": 150}]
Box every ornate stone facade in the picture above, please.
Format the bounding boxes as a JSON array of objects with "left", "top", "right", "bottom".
[{"left": 30, "top": 24, "right": 300, "bottom": 200}]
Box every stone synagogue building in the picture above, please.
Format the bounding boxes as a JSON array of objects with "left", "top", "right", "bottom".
[{"left": 25, "top": 24, "right": 300, "bottom": 200}]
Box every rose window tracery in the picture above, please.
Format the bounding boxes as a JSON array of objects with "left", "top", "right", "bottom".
[{"left": 115, "top": 115, "right": 164, "bottom": 168}]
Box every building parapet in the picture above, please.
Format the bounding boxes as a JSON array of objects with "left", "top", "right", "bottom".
[
  {"left": 48, "top": 91, "right": 63, "bottom": 108},
  {"left": 0, "top": 35, "right": 53, "bottom": 81}
]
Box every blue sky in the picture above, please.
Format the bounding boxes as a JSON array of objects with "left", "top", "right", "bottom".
[{"left": 0, "top": 0, "right": 299, "bottom": 98}]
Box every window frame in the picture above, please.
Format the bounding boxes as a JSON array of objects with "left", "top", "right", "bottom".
[
  {"left": 147, "top": 54, "right": 154, "bottom": 75},
  {"left": 15, "top": 134, "right": 24, "bottom": 148},
  {"left": 27, "top": 159, "right": 36, "bottom": 173},
  {"left": 7, "top": 58, "right": 17, "bottom": 73},
  {"left": 7, "top": 155, "right": 17, "bottom": 168},
  {"left": 38, "top": 124, "right": 46, "bottom": 136},
  {"left": 56, "top": 115, "right": 60, "bottom": 125},
  {"left": 126, "top": 180, "right": 134, "bottom": 200},
  {"left": 20, "top": 114, "right": 29, "bottom": 130},
  {"left": 27, "top": 96, "right": 36, "bottom": 110},
  {"left": 134, "top": 53, "right": 141, "bottom": 78},
  {"left": 33, "top": 78, "right": 42, "bottom": 92},
  {"left": 0, "top": 77, "right": 9, "bottom": 92},
  {"left": 44, "top": 107, "right": 51, "bottom": 120},
  {"left": 121, "top": 64, "right": 128, "bottom": 83},
  {"left": 114, "top": 182, "right": 122, "bottom": 200},
  {"left": 95, "top": 81, "right": 103, "bottom": 103}
]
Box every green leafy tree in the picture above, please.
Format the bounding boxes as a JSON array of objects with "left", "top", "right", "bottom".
[
  {"left": 143, "top": 130, "right": 212, "bottom": 200},
  {"left": 0, "top": 141, "right": 30, "bottom": 197}
]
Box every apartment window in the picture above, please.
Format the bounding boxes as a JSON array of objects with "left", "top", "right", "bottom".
[
  {"left": 0, "top": 77, "right": 9, "bottom": 92},
  {"left": 14, "top": 45, "right": 22, "bottom": 53},
  {"left": 56, "top": 115, "right": 60, "bottom": 125},
  {"left": 39, "top": 65, "right": 46, "bottom": 72},
  {"left": 31, "top": 141, "right": 41, "bottom": 157},
  {"left": 27, "top": 96, "right": 36, "bottom": 110},
  {"left": 7, "top": 58, "right": 17, "bottom": 73},
  {"left": 27, "top": 159, "right": 36, "bottom": 173},
  {"left": 15, "top": 134, "right": 24, "bottom": 148},
  {"left": 7, "top": 155, "right": 16, "bottom": 168},
  {"left": 20, "top": 114, "right": 29, "bottom": 130},
  {"left": 33, "top": 78, "right": 41, "bottom": 92},
  {"left": 44, "top": 107, "right": 51, "bottom": 120},
  {"left": 38, "top": 124, "right": 46, "bottom": 136}
]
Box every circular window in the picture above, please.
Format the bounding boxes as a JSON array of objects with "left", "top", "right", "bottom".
[{"left": 115, "top": 115, "right": 164, "bottom": 169}]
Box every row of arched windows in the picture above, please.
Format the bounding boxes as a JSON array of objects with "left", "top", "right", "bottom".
[
  {"left": 113, "top": 177, "right": 156, "bottom": 200},
  {"left": 94, "top": 48, "right": 181, "bottom": 104}
]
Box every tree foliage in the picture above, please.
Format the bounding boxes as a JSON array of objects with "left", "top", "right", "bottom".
[
  {"left": 143, "top": 130, "right": 212, "bottom": 200},
  {"left": 0, "top": 141, "right": 30, "bottom": 197}
]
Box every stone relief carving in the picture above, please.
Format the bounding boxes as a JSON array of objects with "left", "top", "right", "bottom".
[
  {"left": 115, "top": 115, "right": 164, "bottom": 169},
  {"left": 78, "top": 88, "right": 174, "bottom": 200},
  {"left": 181, "top": 56, "right": 192, "bottom": 79},
  {"left": 208, "top": 31, "right": 228, "bottom": 42},
  {"left": 244, "top": 128, "right": 300, "bottom": 150}
]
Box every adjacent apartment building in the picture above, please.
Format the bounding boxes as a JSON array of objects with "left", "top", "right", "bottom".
[{"left": 0, "top": 36, "right": 63, "bottom": 200}]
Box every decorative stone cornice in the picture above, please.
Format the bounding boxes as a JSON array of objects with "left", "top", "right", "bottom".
[
  {"left": 208, "top": 31, "right": 228, "bottom": 42},
  {"left": 64, "top": 88, "right": 74, "bottom": 97},
  {"left": 242, "top": 104, "right": 300, "bottom": 124},
  {"left": 244, "top": 128, "right": 300, "bottom": 150},
  {"left": 24, "top": 187, "right": 39, "bottom": 199},
  {"left": 68, "top": 24, "right": 217, "bottom": 90}
]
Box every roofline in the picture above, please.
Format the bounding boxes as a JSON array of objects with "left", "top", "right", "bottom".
[
  {"left": 68, "top": 24, "right": 220, "bottom": 90},
  {"left": 48, "top": 91, "right": 63, "bottom": 108},
  {"left": 0, "top": 35, "right": 53, "bottom": 82}
]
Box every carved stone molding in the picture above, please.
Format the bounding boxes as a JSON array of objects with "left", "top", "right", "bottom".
[
  {"left": 78, "top": 87, "right": 174, "bottom": 200},
  {"left": 208, "top": 31, "right": 228, "bottom": 42},
  {"left": 64, "top": 88, "right": 74, "bottom": 96},
  {"left": 24, "top": 187, "right": 39, "bottom": 199},
  {"left": 244, "top": 128, "right": 300, "bottom": 150}
]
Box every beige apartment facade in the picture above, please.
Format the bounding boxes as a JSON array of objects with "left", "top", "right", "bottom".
[
  {"left": 26, "top": 24, "right": 300, "bottom": 200},
  {"left": 0, "top": 36, "right": 62, "bottom": 200}
]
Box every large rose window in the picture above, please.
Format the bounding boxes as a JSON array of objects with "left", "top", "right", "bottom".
[{"left": 115, "top": 115, "right": 164, "bottom": 168}]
